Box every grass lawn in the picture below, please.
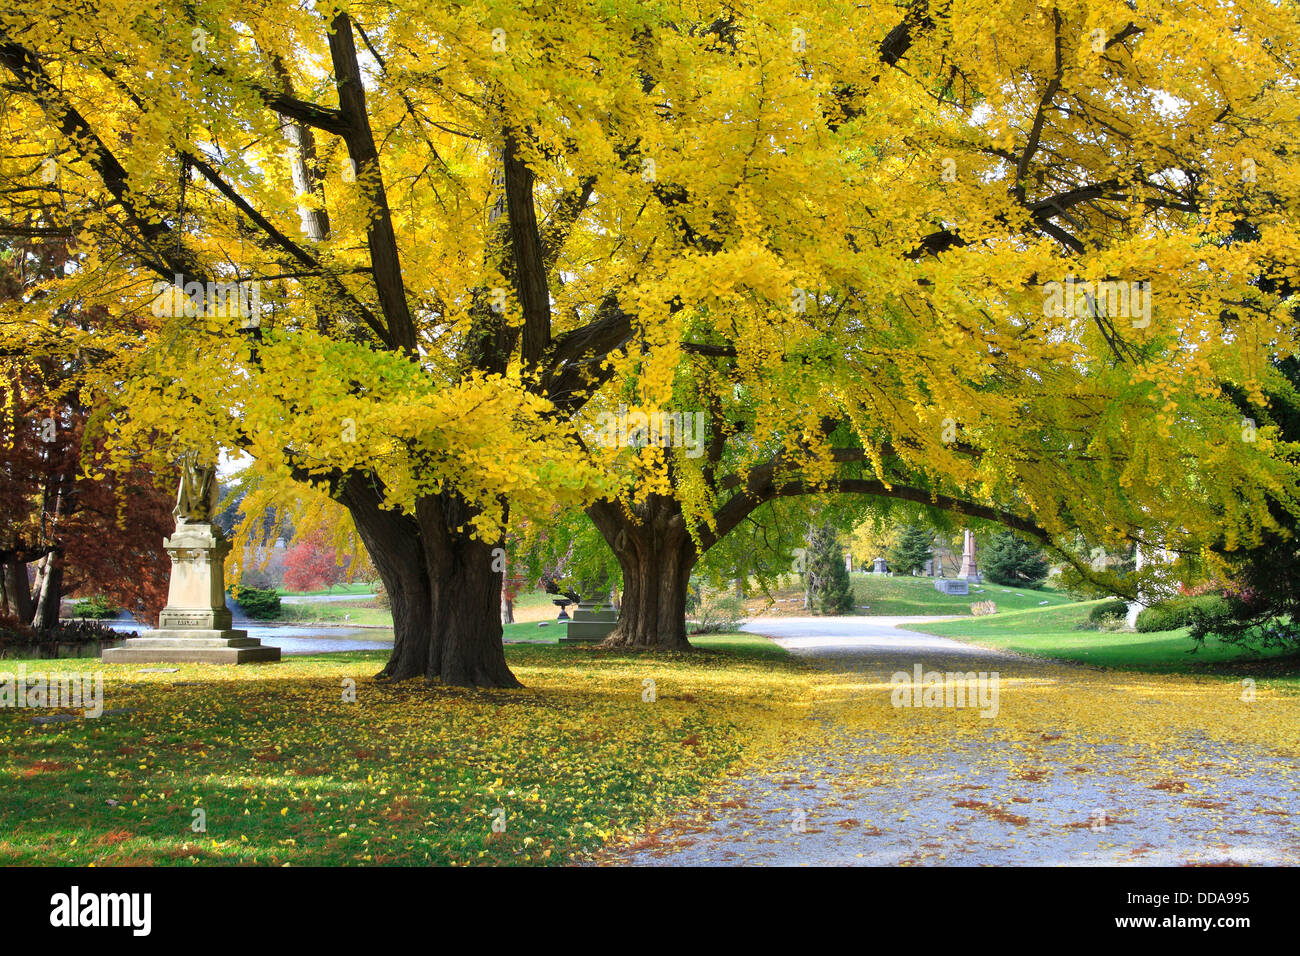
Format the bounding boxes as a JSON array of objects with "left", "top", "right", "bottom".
[
  {"left": 0, "top": 634, "right": 813, "bottom": 866},
  {"left": 849, "top": 575, "right": 1072, "bottom": 616},
  {"left": 902, "top": 599, "right": 1300, "bottom": 687},
  {"left": 277, "top": 582, "right": 377, "bottom": 597},
  {"left": 273, "top": 601, "right": 392, "bottom": 628},
  {"left": 742, "top": 573, "right": 1072, "bottom": 618},
  {"left": 274, "top": 590, "right": 566, "bottom": 629}
]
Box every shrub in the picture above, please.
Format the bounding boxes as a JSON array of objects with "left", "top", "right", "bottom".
[
  {"left": 1087, "top": 598, "right": 1130, "bottom": 625},
  {"left": 70, "top": 594, "right": 120, "bottom": 619},
  {"left": 1135, "top": 594, "right": 1230, "bottom": 633},
  {"left": 0, "top": 618, "right": 133, "bottom": 646},
  {"left": 229, "top": 585, "right": 281, "bottom": 620},
  {"left": 690, "top": 592, "right": 748, "bottom": 634}
]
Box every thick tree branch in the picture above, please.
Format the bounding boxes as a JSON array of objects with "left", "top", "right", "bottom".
[
  {"left": 503, "top": 133, "right": 552, "bottom": 366},
  {"left": 326, "top": 12, "right": 417, "bottom": 354}
]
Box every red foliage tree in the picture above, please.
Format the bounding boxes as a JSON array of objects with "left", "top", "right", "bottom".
[
  {"left": 282, "top": 528, "right": 346, "bottom": 593},
  {"left": 1, "top": 235, "right": 173, "bottom": 627}
]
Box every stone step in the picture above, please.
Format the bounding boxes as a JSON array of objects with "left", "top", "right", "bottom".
[
  {"left": 102, "top": 644, "right": 281, "bottom": 664},
  {"left": 121, "top": 634, "right": 259, "bottom": 649}
]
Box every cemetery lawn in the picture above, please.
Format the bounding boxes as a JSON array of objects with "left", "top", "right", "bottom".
[
  {"left": 849, "top": 576, "right": 1072, "bottom": 616},
  {"left": 273, "top": 601, "right": 392, "bottom": 627},
  {"left": 904, "top": 600, "right": 1300, "bottom": 686},
  {"left": 741, "top": 574, "right": 1073, "bottom": 618},
  {"left": 274, "top": 590, "right": 563, "bottom": 628},
  {"left": 0, "top": 635, "right": 814, "bottom": 866},
  {"left": 277, "top": 582, "right": 377, "bottom": 597}
]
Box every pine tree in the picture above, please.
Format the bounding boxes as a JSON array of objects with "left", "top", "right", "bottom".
[
  {"left": 889, "top": 526, "right": 935, "bottom": 575},
  {"left": 805, "top": 524, "right": 855, "bottom": 615},
  {"left": 982, "top": 532, "right": 1050, "bottom": 589}
]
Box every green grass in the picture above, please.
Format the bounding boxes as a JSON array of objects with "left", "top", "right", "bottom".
[
  {"left": 0, "top": 634, "right": 808, "bottom": 866},
  {"left": 503, "top": 620, "right": 563, "bottom": 642},
  {"left": 902, "top": 599, "right": 1300, "bottom": 685},
  {"left": 272, "top": 601, "right": 393, "bottom": 628},
  {"left": 514, "top": 590, "right": 565, "bottom": 612},
  {"left": 277, "top": 582, "right": 377, "bottom": 597},
  {"left": 849, "top": 574, "right": 1072, "bottom": 616}
]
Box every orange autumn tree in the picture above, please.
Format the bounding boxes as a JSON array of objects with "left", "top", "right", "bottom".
[{"left": 1, "top": 0, "right": 1299, "bottom": 679}]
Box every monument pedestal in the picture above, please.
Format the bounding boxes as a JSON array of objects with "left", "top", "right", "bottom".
[
  {"left": 560, "top": 600, "right": 618, "bottom": 643},
  {"left": 103, "top": 523, "right": 280, "bottom": 665}
]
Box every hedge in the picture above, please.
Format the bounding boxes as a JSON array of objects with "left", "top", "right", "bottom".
[
  {"left": 229, "top": 585, "right": 281, "bottom": 620},
  {"left": 1135, "top": 594, "right": 1231, "bottom": 633},
  {"left": 1087, "top": 598, "right": 1130, "bottom": 624}
]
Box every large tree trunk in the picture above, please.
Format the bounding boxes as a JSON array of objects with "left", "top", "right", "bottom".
[
  {"left": 588, "top": 495, "right": 695, "bottom": 651},
  {"left": 3, "top": 560, "right": 35, "bottom": 625},
  {"left": 32, "top": 553, "right": 63, "bottom": 630},
  {"left": 339, "top": 475, "right": 520, "bottom": 688}
]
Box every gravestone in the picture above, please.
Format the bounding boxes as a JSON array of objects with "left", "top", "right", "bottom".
[
  {"left": 103, "top": 455, "right": 280, "bottom": 664},
  {"left": 934, "top": 579, "right": 969, "bottom": 595},
  {"left": 872, "top": 556, "right": 888, "bottom": 574},
  {"left": 560, "top": 600, "right": 618, "bottom": 643}
]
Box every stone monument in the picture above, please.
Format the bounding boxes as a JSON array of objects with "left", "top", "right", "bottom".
[
  {"left": 872, "top": 556, "right": 888, "bottom": 574},
  {"left": 103, "top": 454, "right": 280, "bottom": 664},
  {"left": 560, "top": 599, "right": 619, "bottom": 643},
  {"left": 958, "top": 529, "right": 981, "bottom": 583}
]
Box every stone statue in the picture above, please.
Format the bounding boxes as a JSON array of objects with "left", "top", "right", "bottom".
[{"left": 173, "top": 452, "right": 219, "bottom": 524}]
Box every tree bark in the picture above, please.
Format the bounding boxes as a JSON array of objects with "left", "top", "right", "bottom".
[
  {"left": 3, "top": 560, "right": 35, "bottom": 625},
  {"left": 588, "top": 495, "right": 695, "bottom": 651},
  {"left": 339, "top": 475, "right": 520, "bottom": 688},
  {"left": 32, "top": 555, "right": 63, "bottom": 630}
]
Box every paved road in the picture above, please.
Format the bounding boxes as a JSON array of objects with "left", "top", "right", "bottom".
[{"left": 605, "top": 616, "right": 1300, "bottom": 866}]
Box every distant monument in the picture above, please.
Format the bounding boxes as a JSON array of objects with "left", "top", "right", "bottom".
[
  {"left": 872, "top": 556, "right": 888, "bottom": 574},
  {"left": 958, "top": 529, "right": 982, "bottom": 583},
  {"left": 103, "top": 454, "right": 280, "bottom": 664}
]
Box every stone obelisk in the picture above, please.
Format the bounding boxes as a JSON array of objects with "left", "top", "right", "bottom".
[
  {"left": 103, "top": 455, "right": 280, "bottom": 664},
  {"left": 958, "top": 529, "right": 981, "bottom": 583}
]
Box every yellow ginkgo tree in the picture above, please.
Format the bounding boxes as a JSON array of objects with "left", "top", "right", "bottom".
[
  {"left": 2, "top": 0, "right": 1299, "bottom": 683},
  {"left": 555, "top": 0, "right": 1300, "bottom": 648}
]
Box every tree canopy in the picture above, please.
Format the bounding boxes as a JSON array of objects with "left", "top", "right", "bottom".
[{"left": 3, "top": 0, "right": 1299, "bottom": 683}]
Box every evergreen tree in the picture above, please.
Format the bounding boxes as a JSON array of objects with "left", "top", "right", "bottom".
[
  {"left": 1194, "top": 353, "right": 1300, "bottom": 649},
  {"left": 805, "top": 524, "right": 855, "bottom": 615},
  {"left": 982, "top": 532, "right": 1051, "bottom": 588},
  {"left": 888, "top": 526, "right": 934, "bottom": 575}
]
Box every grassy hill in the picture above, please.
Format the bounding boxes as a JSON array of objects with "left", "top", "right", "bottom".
[
  {"left": 745, "top": 573, "right": 1072, "bottom": 617},
  {"left": 852, "top": 575, "right": 1072, "bottom": 615},
  {"left": 902, "top": 599, "right": 1300, "bottom": 683}
]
